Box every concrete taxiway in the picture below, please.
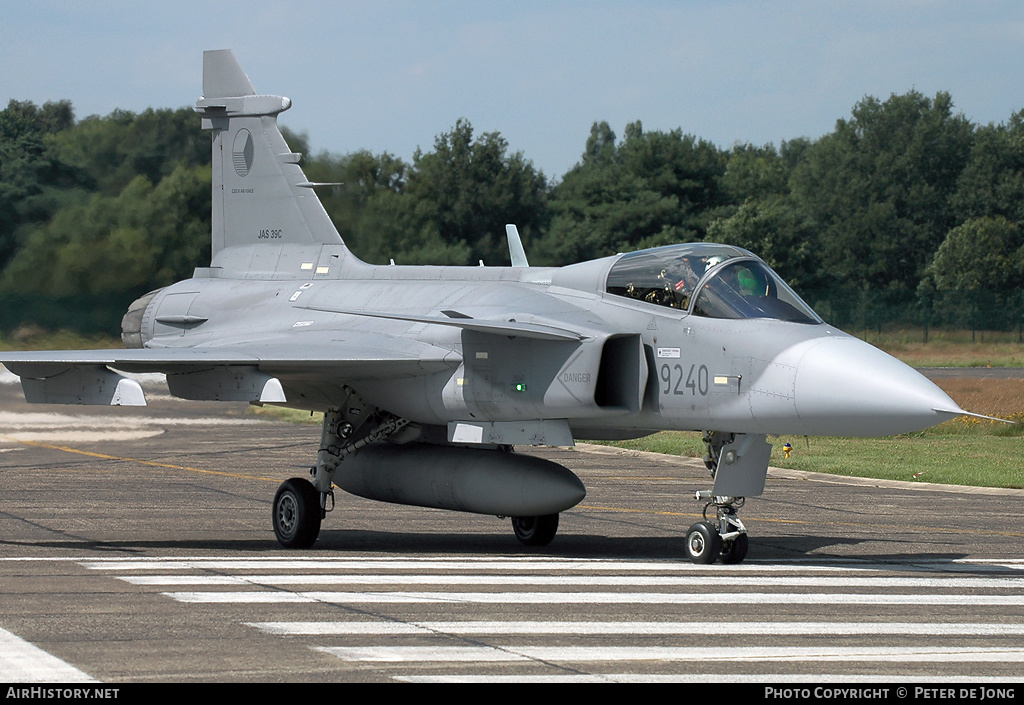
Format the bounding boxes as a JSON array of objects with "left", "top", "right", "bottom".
[{"left": 1, "top": 372, "right": 1023, "bottom": 683}]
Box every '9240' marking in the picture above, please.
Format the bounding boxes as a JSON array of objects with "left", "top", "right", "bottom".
[{"left": 660, "top": 363, "right": 708, "bottom": 396}]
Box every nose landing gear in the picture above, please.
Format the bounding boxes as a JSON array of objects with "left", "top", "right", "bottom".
[
  {"left": 685, "top": 430, "right": 768, "bottom": 564},
  {"left": 685, "top": 494, "right": 748, "bottom": 564}
]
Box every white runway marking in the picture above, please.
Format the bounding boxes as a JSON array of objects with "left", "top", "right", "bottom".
[
  {"left": 317, "top": 645, "right": 1024, "bottom": 664},
  {"left": 165, "top": 590, "right": 1024, "bottom": 606},
  {"left": 398, "top": 675, "right": 1024, "bottom": 684},
  {"left": 80, "top": 557, "right": 878, "bottom": 572},
  {"left": 122, "top": 573, "right": 1024, "bottom": 588},
  {"left": 248, "top": 620, "right": 1024, "bottom": 637},
  {"left": 2, "top": 430, "right": 165, "bottom": 442},
  {"left": 0, "top": 410, "right": 261, "bottom": 443},
  {"left": 74, "top": 554, "right": 1024, "bottom": 681},
  {"left": 75, "top": 555, "right": 1024, "bottom": 573},
  {"left": 0, "top": 627, "right": 96, "bottom": 683}
]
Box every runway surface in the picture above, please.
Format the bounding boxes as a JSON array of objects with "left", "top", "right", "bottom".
[{"left": 1, "top": 372, "right": 1023, "bottom": 683}]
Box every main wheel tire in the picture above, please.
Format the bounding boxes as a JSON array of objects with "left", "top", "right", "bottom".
[
  {"left": 511, "top": 514, "right": 559, "bottom": 546},
  {"left": 273, "top": 478, "right": 322, "bottom": 549},
  {"left": 720, "top": 532, "right": 749, "bottom": 564},
  {"left": 684, "top": 521, "right": 722, "bottom": 564}
]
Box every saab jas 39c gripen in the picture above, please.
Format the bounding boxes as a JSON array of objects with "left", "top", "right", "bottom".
[{"left": 0, "top": 50, "right": 985, "bottom": 564}]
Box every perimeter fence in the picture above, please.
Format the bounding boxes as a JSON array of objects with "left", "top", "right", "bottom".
[
  {"left": 801, "top": 288, "right": 1024, "bottom": 343},
  {"left": 0, "top": 290, "right": 147, "bottom": 339}
]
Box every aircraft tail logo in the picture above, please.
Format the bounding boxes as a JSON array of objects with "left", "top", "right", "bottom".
[{"left": 231, "top": 129, "right": 254, "bottom": 177}]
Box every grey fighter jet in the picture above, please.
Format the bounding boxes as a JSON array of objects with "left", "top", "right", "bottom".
[{"left": 0, "top": 50, "right": 983, "bottom": 563}]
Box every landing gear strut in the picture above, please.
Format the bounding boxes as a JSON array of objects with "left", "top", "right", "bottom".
[
  {"left": 271, "top": 387, "right": 409, "bottom": 549},
  {"left": 684, "top": 430, "right": 764, "bottom": 564}
]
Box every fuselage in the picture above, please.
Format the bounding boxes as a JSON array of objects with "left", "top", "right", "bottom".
[{"left": 129, "top": 242, "right": 961, "bottom": 439}]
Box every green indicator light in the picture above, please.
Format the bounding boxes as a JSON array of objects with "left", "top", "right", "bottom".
[{"left": 514, "top": 383, "right": 527, "bottom": 392}]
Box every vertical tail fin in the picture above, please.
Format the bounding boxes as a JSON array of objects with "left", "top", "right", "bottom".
[{"left": 195, "top": 50, "right": 345, "bottom": 268}]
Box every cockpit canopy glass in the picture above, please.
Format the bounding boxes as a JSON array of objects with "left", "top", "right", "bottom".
[
  {"left": 692, "top": 260, "right": 821, "bottom": 323},
  {"left": 605, "top": 244, "right": 747, "bottom": 310},
  {"left": 605, "top": 244, "right": 821, "bottom": 324}
]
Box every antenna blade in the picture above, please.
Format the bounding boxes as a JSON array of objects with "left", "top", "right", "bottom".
[{"left": 506, "top": 224, "right": 529, "bottom": 268}]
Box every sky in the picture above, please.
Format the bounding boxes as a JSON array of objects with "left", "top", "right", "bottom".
[{"left": 2, "top": 1, "right": 1024, "bottom": 179}]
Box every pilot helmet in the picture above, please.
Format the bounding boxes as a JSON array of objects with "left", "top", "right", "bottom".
[{"left": 737, "top": 267, "right": 758, "bottom": 295}]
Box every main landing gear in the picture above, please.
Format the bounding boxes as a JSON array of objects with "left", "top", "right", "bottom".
[
  {"left": 271, "top": 389, "right": 406, "bottom": 549},
  {"left": 269, "top": 387, "right": 569, "bottom": 549},
  {"left": 511, "top": 514, "right": 559, "bottom": 546},
  {"left": 272, "top": 478, "right": 321, "bottom": 549}
]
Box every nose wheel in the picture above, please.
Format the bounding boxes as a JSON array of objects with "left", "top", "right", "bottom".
[
  {"left": 721, "top": 531, "right": 749, "bottom": 564},
  {"left": 685, "top": 494, "right": 749, "bottom": 564},
  {"left": 684, "top": 521, "right": 721, "bottom": 564}
]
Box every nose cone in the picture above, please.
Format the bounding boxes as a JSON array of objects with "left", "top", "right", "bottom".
[{"left": 790, "top": 336, "right": 963, "bottom": 437}]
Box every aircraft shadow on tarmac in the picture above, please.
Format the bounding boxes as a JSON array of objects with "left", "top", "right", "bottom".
[
  {"left": 12, "top": 530, "right": 915, "bottom": 564},
  {"left": 311, "top": 530, "right": 883, "bottom": 562},
  {"left": 8, "top": 533, "right": 1016, "bottom": 575}
]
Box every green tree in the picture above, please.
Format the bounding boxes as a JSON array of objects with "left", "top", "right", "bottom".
[
  {"left": 721, "top": 143, "right": 790, "bottom": 203},
  {"left": 307, "top": 148, "right": 409, "bottom": 263},
  {"left": 540, "top": 121, "right": 728, "bottom": 264},
  {"left": 376, "top": 119, "right": 548, "bottom": 265},
  {"left": 920, "top": 216, "right": 1024, "bottom": 332},
  {"left": 0, "top": 100, "right": 80, "bottom": 269},
  {"left": 791, "top": 91, "right": 974, "bottom": 292},
  {"left": 951, "top": 111, "right": 1024, "bottom": 226},
  {"left": 51, "top": 106, "right": 208, "bottom": 195},
  {"left": 706, "top": 196, "right": 816, "bottom": 288},
  {"left": 1, "top": 164, "right": 210, "bottom": 296},
  {"left": 923, "top": 216, "right": 1023, "bottom": 292},
  {"left": 583, "top": 120, "right": 617, "bottom": 166}
]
